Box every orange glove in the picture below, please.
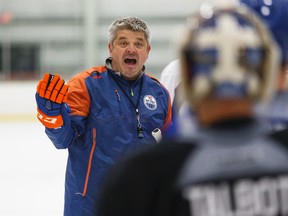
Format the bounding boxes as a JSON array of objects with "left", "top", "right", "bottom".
[{"left": 35, "top": 73, "right": 69, "bottom": 128}]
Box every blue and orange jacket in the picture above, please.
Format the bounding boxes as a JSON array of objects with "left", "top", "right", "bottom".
[{"left": 45, "top": 61, "right": 172, "bottom": 216}]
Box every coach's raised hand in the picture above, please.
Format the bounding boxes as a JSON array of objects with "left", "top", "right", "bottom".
[{"left": 35, "top": 73, "right": 69, "bottom": 128}]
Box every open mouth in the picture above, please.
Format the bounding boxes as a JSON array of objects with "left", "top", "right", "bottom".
[{"left": 124, "top": 58, "right": 137, "bottom": 65}]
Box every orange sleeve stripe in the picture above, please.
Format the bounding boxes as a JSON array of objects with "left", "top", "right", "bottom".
[{"left": 82, "top": 128, "right": 97, "bottom": 197}]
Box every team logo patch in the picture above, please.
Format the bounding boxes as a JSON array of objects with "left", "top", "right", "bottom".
[{"left": 143, "top": 95, "right": 157, "bottom": 110}]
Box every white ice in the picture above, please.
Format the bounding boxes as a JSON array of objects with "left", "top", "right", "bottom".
[{"left": 0, "top": 82, "right": 67, "bottom": 216}]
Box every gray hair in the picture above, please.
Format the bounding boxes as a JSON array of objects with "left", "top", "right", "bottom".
[{"left": 108, "top": 16, "right": 151, "bottom": 45}]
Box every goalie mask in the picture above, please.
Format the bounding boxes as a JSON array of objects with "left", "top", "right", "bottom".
[{"left": 179, "top": 0, "right": 280, "bottom": 112}]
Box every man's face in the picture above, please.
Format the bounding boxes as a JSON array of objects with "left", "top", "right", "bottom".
[{"left": 108, "top": 29, "right": 151, "bottom": 80}]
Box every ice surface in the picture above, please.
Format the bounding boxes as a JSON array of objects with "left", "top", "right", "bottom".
[
  {"left": 0, "top": 122, "right": 67, "bottom": 216},
  {"left": 0, "top": 82, "right": 67, "bottom": 216}
]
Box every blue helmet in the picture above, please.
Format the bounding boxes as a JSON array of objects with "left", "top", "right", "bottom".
[{"left": 240, "top": 0, "right": 288, "bottom": 64}]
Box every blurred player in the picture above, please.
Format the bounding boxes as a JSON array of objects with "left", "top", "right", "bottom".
[
  {"left": 97, "top": 1, "right": 288, "bottom": 216},
  {"left": 161, "top": 0, "right": 288, "bottom": 140},
  {"left": 160, "top": 59, "right": 195, "bottom": 140},
  {"left": 240, "top": 0, "right": 288, "bottom": 140},
  {"left": 160, "top": 59, "right": 181, "bottom": 104}
]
